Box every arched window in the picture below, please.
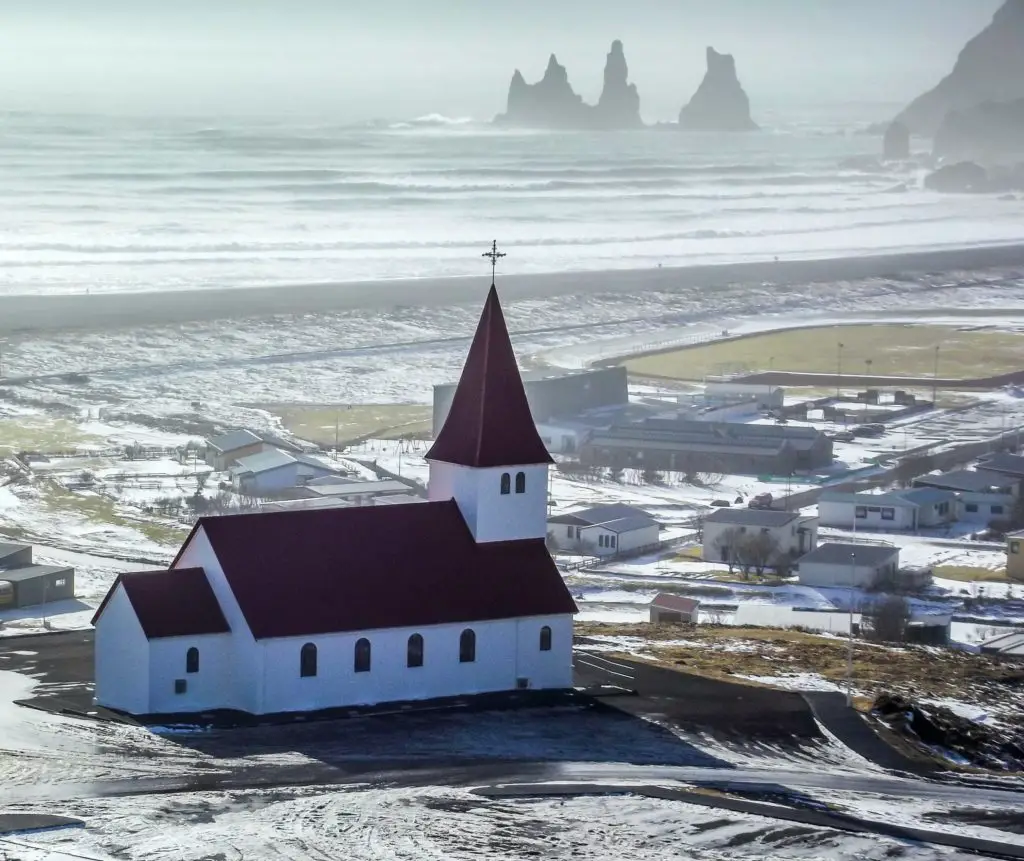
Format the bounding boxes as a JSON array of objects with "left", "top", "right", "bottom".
[
  {"left": 300, "top": 643, "right": 318, "bottom": 677},
  {"left": 500, "top": 472, "right": 511, "bottom": 495},
  {"left": 185, "top": 647, "right": 199, "bottom": 674},
  {"left": 515, "top": 471, "right": 526, "bottom": 494},
  {"left": 407, "top": 633, "right": 424, "bottom": 668},
  {"left": 539, "top": 626, "right": 552, "bottom": 652},
  {"left": 354, "top": 638, "right": 371, "bottom": 673},
  {"left": 459, "top": 629, "right": 476, "bottom": 663}
]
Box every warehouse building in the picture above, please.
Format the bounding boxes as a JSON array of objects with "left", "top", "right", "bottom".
[
  {"left": 0, "top": 542, "right": 75, "bottom": 610},
  {"left": 580, "top": 418, "right": 832, "bottom": 475},
  {"left": 432, "top": 366, "right": 628, "bottom": 437}
]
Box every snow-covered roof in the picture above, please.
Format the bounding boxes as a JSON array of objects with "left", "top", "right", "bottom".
[
  {"left": 207, "top": 429, "right": 261, "bottom": 454},
  {"left": 548, "top": 503, "right": 657, "bottom": 532},
  {"left": 979, "top": 631, "right": 1024, "bottom": 655},
  {"left": 704, "top": 508, "right": 801, "bottom": 527},
  {"left": 914, "top": 469, "right": 1015, "bottom": 494}
]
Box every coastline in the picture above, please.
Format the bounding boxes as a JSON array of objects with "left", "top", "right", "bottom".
[{"left": 3, "top": 243, "right": 1024, "bottom": 336}]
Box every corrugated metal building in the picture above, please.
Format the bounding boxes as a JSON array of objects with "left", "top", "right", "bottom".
[{"left": 0, "top": 542, "right": 75, "bottom": 609}]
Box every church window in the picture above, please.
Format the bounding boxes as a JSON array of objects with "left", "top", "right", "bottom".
[
  {"left": 300, "top": 643, "right": 318, "bottom": 677},
  {"left": 500, "top": 473, "right": 511, "bottom": 495},
  {"left": 186, "top": 647, "right": 199, "bottom": 674},
  {"left": 515, "top": 471, "right": 526, "bottom": 494},
  {"left": 459, "top": 628, "right": 476, "bottom": 663},
  {"left": 407, "top": 633, "right": 424, "bottom": 668},
  {"left": 355, "top": 638, "right": 371, "bottom": 673},
  {"left": 539, "top": 625, "right": 552, "bottom": 652}
]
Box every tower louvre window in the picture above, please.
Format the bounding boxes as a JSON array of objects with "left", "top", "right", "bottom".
[
  {"left": 515, "top": 472, "right": 526, "bottom": 494},
  {"left": 500, "top": 473, "right": 511, "bottom": 495}
]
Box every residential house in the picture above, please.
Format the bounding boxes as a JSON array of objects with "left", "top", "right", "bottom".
[
  {"left": 649, "top": 593, "right": 700, "bottom": 624},
  {"left": 913, "top": 469, "right": 1018, "bottom": 524},
  {"left": 547, "top": 504, "right": 660, "bottom": 556},
  {"left": 205, "top": 430, "right": 266, "bottom": 471},
  {"left": 796, "top": 542, "right": 900, "bottom": 590},
  {"left": 702, "top": 508, "right": 818, "bottom": 565},
  {"left": 230, "top": 449, "right": 341, "bottom": 496},
  {"left": 92, "top": 282, "right": 576, "bottom": 716},
  {"left": 1008, "top": 529, "right": 1024, "bottom": 582},
  {"left": 817, "top": 487, "right": 956, "bottom": 531}
]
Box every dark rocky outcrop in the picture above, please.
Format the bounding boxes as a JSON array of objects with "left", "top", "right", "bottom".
[
  {"left": 495, "top": 41, "right": 642, "bottom": 130},
  {"left": 678, "top": 47, "right": 757, "bottom": 132},
  {"left": 594, "top": 40, "right": 643, "bottom": 129},
  {"left": 882, "top": 121, "right": 910, "bottom": 160},
  {"left": 895, "top": 0, "right": 1024, "bottom": 136},
  {"left": 933, "top": 98, "right": 1024, "bottom": 161},
  {"left": 924, "top": 161, "right": 990, "bottom": 193}
]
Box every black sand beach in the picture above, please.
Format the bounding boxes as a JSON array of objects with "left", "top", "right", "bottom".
[{"left": 3, "top": 244, "right": 1024, "bottom": 336}]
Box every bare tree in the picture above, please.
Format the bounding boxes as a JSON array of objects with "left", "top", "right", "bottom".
[
  {"left": 737, "top": 532, "right": 780, "bottom": 577},
  {"left": 865, "top": 595, "right": 911, "bottom": 643},
  {"left": 715, "top": 527, "right": 745, "bottom": 574},
  {"left": 772, "top": 551, "right": 796, "bottom": 578}
]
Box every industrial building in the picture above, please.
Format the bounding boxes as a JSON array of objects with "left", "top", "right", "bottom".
[
  {"left": 580, "top": 418, "right": 833, "bottom": 475},
  {"left": 432, "top": 366, "right": 628, "bottom": 438},
  {"left": 0, "top": 542, "right": 75, "bottom": 610}
]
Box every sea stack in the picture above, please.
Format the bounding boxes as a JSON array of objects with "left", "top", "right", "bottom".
[
  {"left": 882, "top": 121, "right": 911, "bottom": 160},
  {"left": 594, "top": 40, "right": 643, "bottom": 129},
  {"left": 495, "top": 42, "right": 643, "bottom": 130},
  {"left": 678, "top": 47, "right": 758, "bottom": 131},
  {"left": 496, "top": 54, "right": 588, "bottom": 128},
  {"left": 894, "top": 0, "right": 1024, "bottom": 136}
]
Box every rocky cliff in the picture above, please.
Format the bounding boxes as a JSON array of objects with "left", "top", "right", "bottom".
[
  {"left": 678, "top": 47, "right": 757, "bottom": 131},
  {"left": 495, "top": 41, "right": 642, "bottom": 129},
  {"left": 594, "top": 40, "right": 643, "bottom": 129},
  {"left": 933, "top": 98, "right": 1024, "bottom": 162},
  {"left": 895, "top": 0, "right": 1024, "bottom": 136},
  {"left": 882, "top": 121, "right": 910, "bottom": 161}
]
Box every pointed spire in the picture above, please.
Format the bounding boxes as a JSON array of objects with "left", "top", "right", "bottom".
[{"left": 426, "top": 285, "right": 552, "bottom": 468}]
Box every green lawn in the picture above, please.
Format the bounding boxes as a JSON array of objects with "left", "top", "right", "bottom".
[
  {"left": 0, "top": 417, "right": 102, "bottom": 455},
  {"left": 259, "top": 403, "right": 433, "bottom": 447},
  {"left": 933, "top": 565, "right": 1009, "bottom": 583},
  {"left": 624, "top": 324, "right": 1024, "bottom": 382}
]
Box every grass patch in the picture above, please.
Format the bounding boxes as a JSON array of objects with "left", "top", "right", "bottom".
[
  {"left": 41, "top": 483, "right": 184, "bottom": 548},
  {"left": 623, "top": 324, "right": 1024, "bottom": 381},
  {"left": 0, "top": 417, "right": 101, "bottom": 455},
  {"left": 259, "top": 404, "right": 432, "bottom": 447},
  {"left": 934, "top": 565, "right": 1009, "bottom": 583},
  {"left": 576, "top": 622, "right": 1023, "bottom": 709},
  {"left": 675, "top": 546, "right": 703, "bottom": 561}
]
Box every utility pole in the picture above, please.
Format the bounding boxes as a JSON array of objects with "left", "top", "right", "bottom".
[
  {"left": 932, "top": 345, "right": 940, "bottom": 407},
  {"left": 836, "top": 342, "right": 844, "bottom": 399},
  {"left": 847, "top": 551, "right": 856, "bottom": 706}
]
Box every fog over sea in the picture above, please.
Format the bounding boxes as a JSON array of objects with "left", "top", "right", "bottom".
[{"left": 1, "top": 107, "right": 1022, "bottom": 298}]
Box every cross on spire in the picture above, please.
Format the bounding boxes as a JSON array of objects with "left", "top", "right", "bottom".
[{"left": 482, "top": 240, "right": 506, "bottom": 285}]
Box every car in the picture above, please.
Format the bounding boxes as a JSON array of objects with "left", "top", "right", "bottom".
[{"left": 710, "top": 499, "right": 731, "bottom": 508}]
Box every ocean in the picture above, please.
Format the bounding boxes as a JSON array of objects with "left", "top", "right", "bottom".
[{"left": 0, "top": 109, "right": 1021, "bottom": 297}]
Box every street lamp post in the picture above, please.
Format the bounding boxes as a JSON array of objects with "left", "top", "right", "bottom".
[{"left": 847, "top": 551, "right": 856, "bottom": 706}]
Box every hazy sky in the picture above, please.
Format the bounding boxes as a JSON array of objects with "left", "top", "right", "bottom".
[{"left": 0, "top": 0, "right": 1004, "bottom": 121}]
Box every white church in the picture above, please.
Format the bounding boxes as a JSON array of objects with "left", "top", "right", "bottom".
[{"left": 92, "top": 280, "right": 577, "bottom": 716}]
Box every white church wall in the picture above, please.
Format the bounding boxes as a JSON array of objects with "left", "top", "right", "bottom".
[
  {"left": 148, "top": 634, "right": 233, "bottom": 714},
  {"left": 174, "top": 528, "right": 262, "bottom": 713},
  {"left": 515, "top": 615, "right": 574, "bottom": 689},
  {"left": 94, "top": 585, "right": 151, "bottom": 714},
  {"left": 428, "top": 462, "right": 547, "bottom": 543},
  {"left": 255, "top": 615, "right": 572, "bottom": 714}
]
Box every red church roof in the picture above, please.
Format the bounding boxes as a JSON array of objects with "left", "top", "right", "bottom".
[
  {"left": 426, "top": 284, "right": 552, "bottom": 468},
  {"left": 92, "top": 567, "right": 230, "bottom": 639},
  {"left": 176, "top": 500, "right": 575, "bottom": 640}
]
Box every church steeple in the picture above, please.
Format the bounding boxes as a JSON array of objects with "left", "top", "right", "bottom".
[{"left": 426, "top": 263, "right": 551, "bottom": 469}]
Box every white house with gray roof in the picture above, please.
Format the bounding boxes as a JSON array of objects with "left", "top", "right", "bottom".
[
  {"left": 818, "top": 487, "right": 956, "bottom": 531},
  {"left": 231, "top": 449, "right": 341, "bottom": 496},
  {"left": 547, "top": 503, "right": 660, "bottom": 556},
  {"left": 702, "top": 507, "right": 818, "bottom": 564},
  {"left": 913, "top": 469, "right": 1018, "bottom": 524},
  {"left": 796, "top": 542, "right": 900, "bottom": 589}
]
